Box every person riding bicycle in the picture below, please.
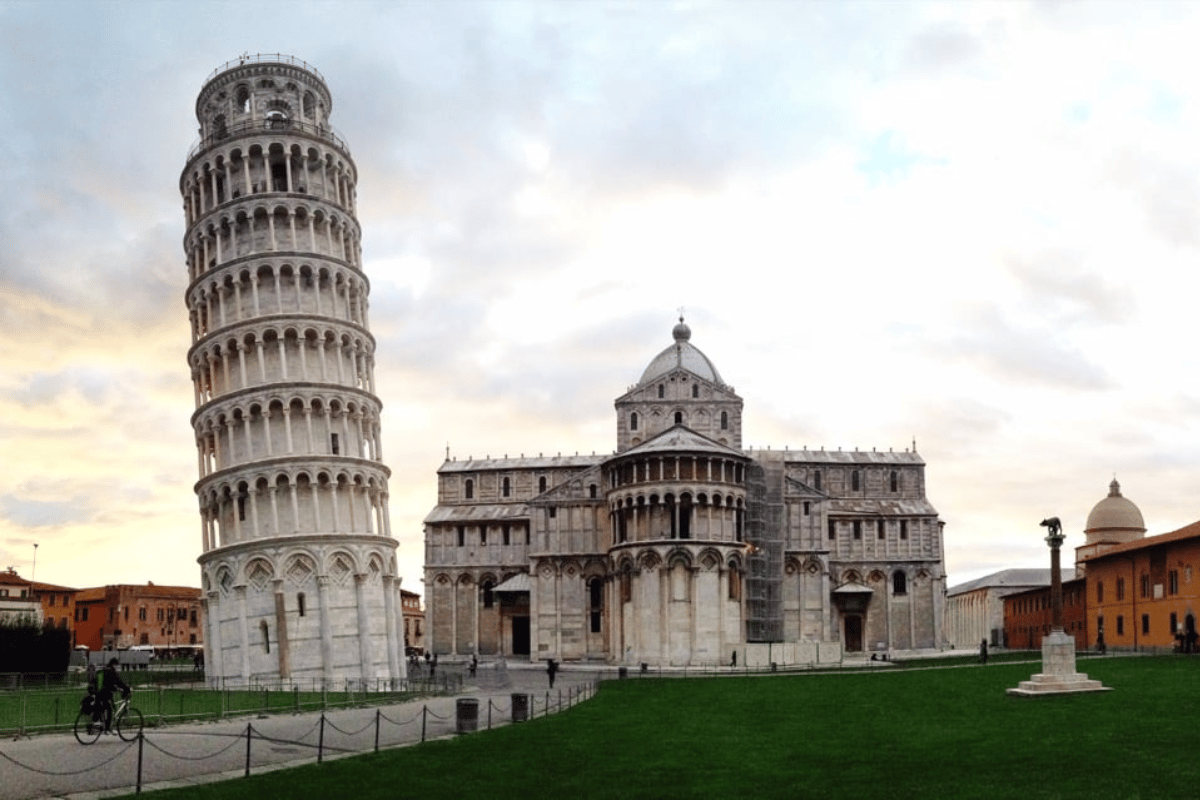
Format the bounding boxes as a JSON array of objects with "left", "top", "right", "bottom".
[{"left": 95, "top": 657, "right": 130, "bottom": 732}]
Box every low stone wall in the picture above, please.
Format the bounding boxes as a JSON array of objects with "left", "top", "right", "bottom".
[{"left": 741, "top": 641, "right": 842, "bottom": 667}]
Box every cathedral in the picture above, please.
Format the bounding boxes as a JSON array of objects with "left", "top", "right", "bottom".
[{"left": 423, "top": 319, "right": 946, "bottom": 666}]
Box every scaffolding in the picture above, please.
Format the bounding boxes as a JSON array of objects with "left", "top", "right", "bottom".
[{"left": 744, "top": 458, "right": 784, "bottom": 642}]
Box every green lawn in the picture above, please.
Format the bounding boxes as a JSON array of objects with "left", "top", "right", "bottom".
[
  {"left": 131, "top": 655, "right": 1200, "bottom": 800},
  {"left": 0, "top": 683, "right": 431, "bottom": 735}
]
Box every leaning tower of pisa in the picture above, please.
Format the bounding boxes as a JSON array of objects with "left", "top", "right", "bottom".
[{"left": 182, "top": 55, "right": 404, "bottom": 687}]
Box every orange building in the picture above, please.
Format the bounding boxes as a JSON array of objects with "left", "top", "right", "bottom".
[
  {"left": 31, "top": 580, "right": 77, "bottom": 638},
  {"left": 1003, "top": 577, "right": 1089, "bottom": 650},
  {"left": 1081, "top": 520, "right": 1200, "bottom": 651},
  {"left": 401, "top": 589, "right": 424, "bottom": 654},
  {"left": 74, "top": 583, "right": 204, "bottom": 653}
]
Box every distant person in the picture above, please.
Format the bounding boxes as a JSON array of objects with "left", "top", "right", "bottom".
[
  {"left": 546, "top": 658, "right": 558, "bottom": 689},
  {"left": 469, "top": 654, "right": 477, "bottom": 678},
  {"left": 730, "top": 651, "right": 737, "bottom": 668},
  {"left": 979, "top": 639, "right": 988, "bottom": 665},
  {"left": 96, "top": 657, "right": 130, "bottom": 733}
]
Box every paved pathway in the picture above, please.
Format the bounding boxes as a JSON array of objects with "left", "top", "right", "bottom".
[{"left": 0, "top": 664, "right": 605, "bottom": 800}]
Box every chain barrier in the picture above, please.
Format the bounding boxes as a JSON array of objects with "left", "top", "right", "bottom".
[
  {"left": 0, "top": 677, "right": 601, "bottom": 792},
  {"left": 0, "top": 739, "right": 136, "bottom": 776},
  {"left": 143, "top": 734, "right": 246, "bottom": 761}
]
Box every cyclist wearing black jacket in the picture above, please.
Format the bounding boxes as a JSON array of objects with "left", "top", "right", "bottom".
[{"left": 96, "top": 657, "right": 130, "bottom": 732}]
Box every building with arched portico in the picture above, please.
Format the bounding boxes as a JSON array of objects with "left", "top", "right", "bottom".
[{"left": 423, "top": 320, "right": 947, "bottom": 666}]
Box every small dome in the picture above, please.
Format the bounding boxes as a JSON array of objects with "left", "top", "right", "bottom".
[
  {"left": 1085, "top": 479, "right": 1146, "bottom": 535},
  {"left": 639, "top": 317, "right": 724, "bottom": 386}
]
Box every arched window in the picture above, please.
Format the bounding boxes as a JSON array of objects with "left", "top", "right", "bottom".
[
  {"left": 720, "top": 411, "right": 728, "bottom": 430},
  {"left": 890, "top": 470, "right": 899, "bottom": 493},
  {"left": 236, "top": 85, "right": 250, "bottom": 114},
  {"left": 674, "top": 411, "right": 683, "bottom": 425},
  {"left": 589, "top": 484, "right": 598, "bottom": 499},
  {"left": 692, "top": 384, "right": 699, "bottom": 398},
  {"left": 728, "top": 566, "right": 741, "bottom": 601},
  {"left": 482, "top": 580, "right": 494, "bottom": 609},
  {"left": 502, "top": 477, "right": 511, "bottom": 497},
  {"left": 893, "top": 571, "right": 907, "bottom": 595},
  {"left": 539, "top": 476, "right": 548, "bottom": 493},
  {"left": 658, "top": 384, "right": 665, "bottom": 399},
  {"left": 630, "top": 412, "right": 638, "bottom": 431},
  {"left": 303, "top": 91, "right": 315, "bottom": 118},
  {"left": 464, "top": 479, "right": 474, "bottom": 499}
]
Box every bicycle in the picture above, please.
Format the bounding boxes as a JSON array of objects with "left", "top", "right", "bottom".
[{"left": 74, "top": 691, "right": 144, "bottom": 744}]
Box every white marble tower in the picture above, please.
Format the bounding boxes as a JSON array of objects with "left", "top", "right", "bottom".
[{"left": 182, "top": 55, "right": 404, "bottom": 687}]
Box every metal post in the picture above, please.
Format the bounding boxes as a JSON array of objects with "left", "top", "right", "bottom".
[
  {"left": 244, "top": 723, "right": 252, "bottom": 778},
  {"left": 421, "top": 705, "right": 427, "bottom": 742},
  {"left": 136, "top": 731, "right": 144, "bottom": 794},
  {"left": 487, "top": 699, "right": 492, "bottom": 730},
  {"left": 318, "top": 714, "right": 325, "bottom": 763},
  {"left": 374, "top": 709, "right": 380, "bottom": 752}
]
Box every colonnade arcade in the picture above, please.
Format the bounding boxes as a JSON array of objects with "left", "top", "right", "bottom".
[
  {"left": 606, "top": 453, "right": 748, "bottom": 545},
  {"left": 185, "top": 201, "right": 361, "bottom": 281},
  {"left": 198, "top": 465, "right": 392, "bottom": 551},
  {"left": 183, "top": 140, "right": 355, "bottom": 229},
  {"left": 190, "top": 324, "right": 377, "bottom": 403},
  {"left": 194, "top": 392, "right": 384, "bottom": 476},
  {"left": 189, "top": 262, "right": 369, "bottom": 341}
]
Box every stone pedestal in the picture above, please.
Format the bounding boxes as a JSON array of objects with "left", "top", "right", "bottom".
[{"left": 1007, "top": 631, "right": 1110, "bottom": 696}]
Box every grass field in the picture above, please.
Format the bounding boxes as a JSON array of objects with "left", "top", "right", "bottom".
[
  {"left": 128, "top": 655, "right": 1200, "bottom": 800},
  {"left": 0, "top": 683, "right": 435, "bottom": 735}
]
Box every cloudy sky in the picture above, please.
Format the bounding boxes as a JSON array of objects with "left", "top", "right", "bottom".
[{"left": 3, "top": 0, "right": 1200, "bottom": 598}]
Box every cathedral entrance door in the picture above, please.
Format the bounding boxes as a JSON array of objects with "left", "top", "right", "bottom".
[
  {"left": 844, "top": 615, "right": 863, "bottom": 652},
  {"left": 512, "top": 616, "right": 530, "bottom": 656}
]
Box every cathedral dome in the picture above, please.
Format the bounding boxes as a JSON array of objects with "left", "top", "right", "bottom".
[
  {"left": 1085, "top": 479, "right": 1145, "bottom": 536},
  {"left": 639, "top": 318, "right": 724, "bottom": 386}
]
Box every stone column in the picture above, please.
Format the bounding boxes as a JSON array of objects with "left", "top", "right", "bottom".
[
  {"left": 316, "top": 575, "right": 335, "bottom": 681},
  {"left": 273, "top": 580, "right": 291, "bottom": 680},
  {"left": 354, "top": 573, "right": 374, "bottom": 684}
]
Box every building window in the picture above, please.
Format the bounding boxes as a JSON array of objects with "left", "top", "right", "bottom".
[
  {"left": 525, "top": 525, "right": 531, "bottom": 545},
  {"left": 674, "top": 411, "right": 683, "bottom": 425},
  {"left": 548, "top": 507, "right": 556, "bottom": 519},
  {"left": 48, "top": 594, "right": 55, "bottom": 607},
  {"left": 893, "top": 571, "right": 907, "bottom": 595},
  {"left": 539, "top": 476, "right": 548, "bottom": 493},
  {"left": 480, "top": 527, "right": 487, "bottom": 545},
  {"left": 1097, "top": 582, "right": 1104, "bottom": 603},
  {"left": 80, "top": 607, "right": 88, "bottom": 621},
  {"left": 482, "top": 581, "right": 494, "bottom": 609},
  {"left": 728, "top": 567, "right": 741, "bottom": 601},
  {"left": 720, "top": 411, "right": 728, "bottom": 430},
  {"left": 1170, "top": 612, "right": 1178, "bottom": 633},
  {"left": 853, "top": 521, "right": 862, "bottom": 540},
  {"left": 331, "top": 433, "right": 339, "bottom": 455},
  {"left": 1117, "top": 578, "right": 1124, "bottom": 601},
  {"left": 502, "top": 524, "right": 511, "bottom": 546},
  {"left": 1169, "top": 570, "right": 1179, "bottom": 595},
  {"left": 877, "top": 520, "right": 885, "bottom": 539},
  {"left": 1117, "top": 616, "right": 1124, "bottom": 636},
  {"left": 900, "top": 520, "right": 908, "bottom": 540},
  {"left": 298, "top": 592, "right": 306, "bottom": 617},
  {"left": 457, "top": 525, "right": 465, "bottom": 547},
  {"left": 658, "top": 384, "right": 664, "bottom": 399},
  {"left": 1142, "top": 614, "right": 1150, "bottom": 635},
  {"left": 237, "top": 495, "right": 246, "bottom": 521},
  {"left": 590, "top": 484, "right": 598, "bottom": 499},
  {"left": 692, "top": 384, "right": 699, "bottom": 398},
  {"left": 851, "top": 470, "right": 860, "bottom": 492},
  {"left": 502, "top": 477, "right": 511, "bottom": 497},
  {"left": 464, "top": 479, "right": 474, "bottom": 500},
  {"left": 158, "top": 608, "right": 165, "bottom": 622},
  {"left": 813, "top": 471, "right": 822, "bottom": 491},
  {"left": 589, "top": 578, "right": 603, "bottom": 633},
  {"left": 890, "top": 471, "right": 898, "bottom": 493},
  {"left": 630, "top": 412, "right": 638, "bottom": 431},
  {"left": 803, "top": 501, "right": 810, "bottom": 516},
  {"left": 827, "top": 521, "right": 836, "bottom": 540},
  {"left": 1140, "top": 574, "right": 1150, "bottom": 598},
  {"left": 260, "top": 621, "right": 270, "bottom": 653}
]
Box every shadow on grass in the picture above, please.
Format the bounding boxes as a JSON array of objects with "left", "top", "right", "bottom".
[{"left": 128, "top": 656, "right": 1200, "bottom": 800}]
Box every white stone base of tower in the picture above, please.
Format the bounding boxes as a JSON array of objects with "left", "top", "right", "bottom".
[{"left": 1007, "top": 631, "right": 1110, "bottom": 696}]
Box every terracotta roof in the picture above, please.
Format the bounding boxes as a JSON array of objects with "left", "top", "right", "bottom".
[
  {"left": 0, "top": 571, "right": 32, "bottom": 586},
  {"left": 32, "top": 581, "right": 77, "bottom": 593},
  {"left": 1084, "top": 518, "right": 1200, "bottom": 560}
]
